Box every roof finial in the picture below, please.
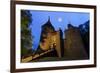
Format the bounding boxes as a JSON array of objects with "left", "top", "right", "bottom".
[{"left": 48, "top": 16, "right": 50, "bottom": 21}]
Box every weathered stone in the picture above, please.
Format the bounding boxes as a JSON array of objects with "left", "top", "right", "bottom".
[
  {"left": 37, "top": 18, "right": 88, "bottom": 60},
  {"left": 64, "top": 24, "right": 88, "bottom": 59}
]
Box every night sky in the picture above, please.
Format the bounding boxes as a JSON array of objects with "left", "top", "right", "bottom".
[{"left": 29, "top": 10, "right": 89, "bottom": 50}]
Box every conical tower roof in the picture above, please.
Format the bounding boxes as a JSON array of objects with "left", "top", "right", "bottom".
[{"left": 42, "top": 17, "right": 55, "bottom": 31}]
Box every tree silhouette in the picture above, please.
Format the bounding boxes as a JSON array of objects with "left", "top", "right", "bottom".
[
  {"left": 21, "top": 10, "right": 33, "bottom": 58},
  {"left": 79, "top": 20, "right": 89, "bottom": 57}
]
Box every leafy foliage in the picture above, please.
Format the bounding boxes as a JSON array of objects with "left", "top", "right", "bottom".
[
  {"left": 21, "top": 10, "right": 33, "bottom": 58},
  {"left": 79, "top": 20, "right": 89, "bottom": 57}
]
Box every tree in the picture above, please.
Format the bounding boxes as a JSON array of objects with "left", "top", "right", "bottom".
[
  {"left": 21, "top": 10, "right": 33, "bottom": 58},
  {"left": 79, "top": 20, "right": 89, "bottom": 57}
]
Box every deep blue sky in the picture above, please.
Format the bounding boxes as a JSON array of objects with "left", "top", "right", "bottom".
[{"left": 29, "top": 10, "right": 89, "bottom": 50}]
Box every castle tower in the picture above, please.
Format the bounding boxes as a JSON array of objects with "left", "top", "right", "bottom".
[
  {"left": 39, "top": 17, "right": 55, "bottom": 51},
  {"left": 38, "top": 17, "right": 63, "bottom": 58},
  {"left": 64, "top": 23, "right": 88, "bottom": 60}
]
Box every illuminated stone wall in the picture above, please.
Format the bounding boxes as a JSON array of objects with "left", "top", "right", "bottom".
[{"left": 64, "top": 25, "right": 88, "bottom": 59}]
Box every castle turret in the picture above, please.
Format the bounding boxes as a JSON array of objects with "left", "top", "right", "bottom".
[
  {"left": 39, "top": 17, "right": 55, "bottom": 51},
  {"left": 36, "top": 17, "right": 62, "bottom": 58},
  {"left": 64, "top": 23, "right": 88, "bottom": 60}
]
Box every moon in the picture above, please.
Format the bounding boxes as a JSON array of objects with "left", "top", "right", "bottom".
[{"left": 58, "top": 17, "right": 62, "bottom": 22}]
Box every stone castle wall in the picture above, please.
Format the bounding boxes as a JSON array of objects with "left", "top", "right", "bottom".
[
  {"left": 40, "top": 31, "right": 62, "bottom": 58},
  {"left": 39, "top": 19, "right": 88, "bottom": 60},
  {"left": 64, "top": 26, "right": 88, "bottom": 59}
]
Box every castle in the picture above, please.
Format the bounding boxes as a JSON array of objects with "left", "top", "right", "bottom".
[{"left": 37, "top": 18, "right": 88, "bottom": 60}]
